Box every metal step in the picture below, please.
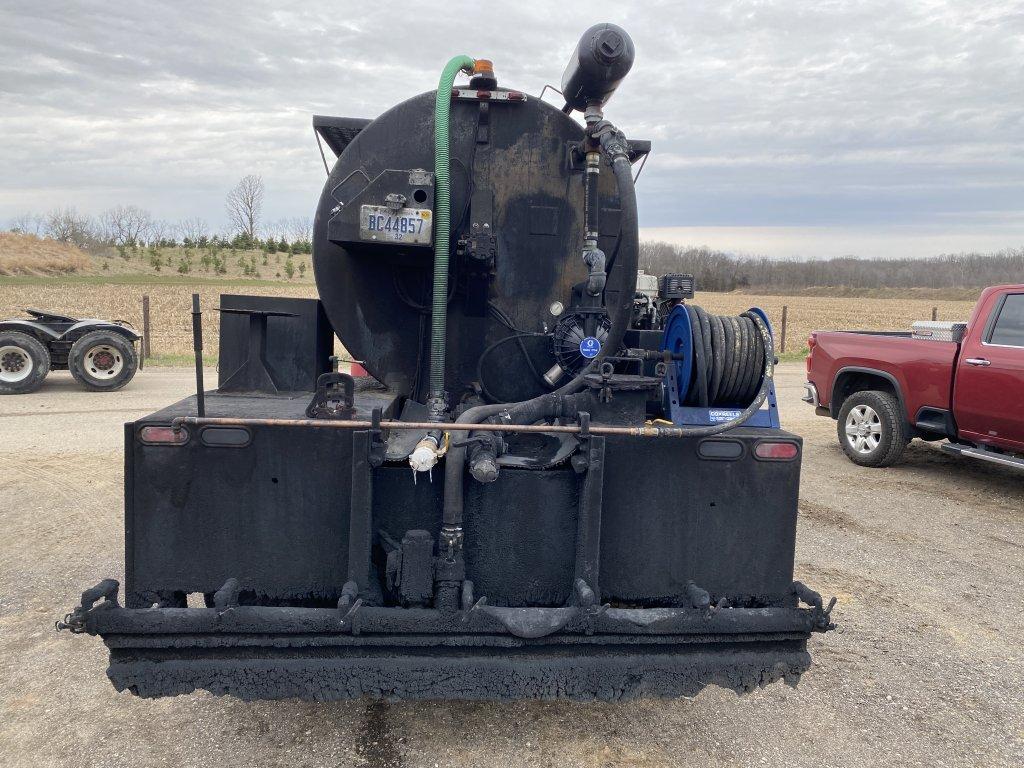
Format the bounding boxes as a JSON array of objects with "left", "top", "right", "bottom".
[{"left": 941, "top": 442, "right": 1024, "bottom": 470}]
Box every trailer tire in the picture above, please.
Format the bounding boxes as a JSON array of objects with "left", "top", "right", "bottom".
[
  {"left": 0, "top": 331, "right": 50, "bottom": 394},
  {"left": 837, "top": 390, "right": 908, "bottom": 467},
  {"left": 69, "top": 331, "right": 138, "bottom": 391}
]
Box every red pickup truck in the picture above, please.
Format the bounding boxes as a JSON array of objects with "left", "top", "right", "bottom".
[{"left": 804, "top": 284, "right": 1024, "bottom": 469}]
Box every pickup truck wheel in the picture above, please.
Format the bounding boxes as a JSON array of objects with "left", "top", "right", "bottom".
[
  {"left": 838, "top": 390, "right": 908, "bottom": 467},
  {"left": 68, "top": 331, "right": 138, "bottom": 391},
  {"left": 0, "top": 331, "right": 51, "bottom": 394}
]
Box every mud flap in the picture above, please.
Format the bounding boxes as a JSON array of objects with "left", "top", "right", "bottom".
[{"left": 107, "top": 644, "right": 811, "bottom": 702}]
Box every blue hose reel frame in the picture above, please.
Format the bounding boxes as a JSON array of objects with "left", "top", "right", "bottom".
[{"left": 660, "top": 305, "right": 780, "bottom": 429}]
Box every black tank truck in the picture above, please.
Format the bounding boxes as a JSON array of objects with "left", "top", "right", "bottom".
[{"left": 58, "top": 25, "right": 835, "bottom": 701}]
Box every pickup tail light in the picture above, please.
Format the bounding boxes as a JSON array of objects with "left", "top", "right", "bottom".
[
  {"left": 754, "top": 441, "right": 799, "bottom": 461},
  {"left": 806, "top": 333, "right": 818, "bottom": 373}
]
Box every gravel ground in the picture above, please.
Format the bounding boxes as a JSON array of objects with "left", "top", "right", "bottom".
[{"left": 0, "top": 364, "right": 1021, "bottom": 768}]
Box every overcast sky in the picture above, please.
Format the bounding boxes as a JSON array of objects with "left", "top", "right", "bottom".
[{"left": 1, "top": 1, "right": 1022, "bottom": 257}]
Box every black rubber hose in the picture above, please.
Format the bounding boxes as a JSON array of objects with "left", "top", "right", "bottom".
[
  {"left": 686, "top": 306, "right": 708, "bottom": 407},
  {"left": 475, "top": 332, "right": 549, "bottom": 402},
  {"left": 682, "top": 309, "right": 768, "bottom": 407},
  {"left": 442, "top": 393, "right": 582, "bottom": 529},
  {"left": 708, "top": 313, "right": 725, "bottom": 403},
  {"left": 698, "top": 307, "right": 713, "bottom": 404},
  {"left": 652, "top": 310, "right": 775, "bottom": 437}
]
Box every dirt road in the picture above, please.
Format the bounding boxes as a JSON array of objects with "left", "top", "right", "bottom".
[{"left": 1, "top": 365, "right": 1021, "bottom": 767}]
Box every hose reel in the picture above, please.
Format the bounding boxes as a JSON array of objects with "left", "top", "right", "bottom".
[{"left": 662, "top": 305, "right": 776, "bottom": 421}]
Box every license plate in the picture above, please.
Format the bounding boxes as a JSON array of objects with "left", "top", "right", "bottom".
[{"left": 359, "top": 205, "right": 432, "bottom": 245}]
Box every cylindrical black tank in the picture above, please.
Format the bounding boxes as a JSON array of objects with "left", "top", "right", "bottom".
[
  {"left": 313, "top": 87, "right": 631, "bottom": 403},
  {"left": 560, "top": 23, "right": 636, "bottom": 111}
]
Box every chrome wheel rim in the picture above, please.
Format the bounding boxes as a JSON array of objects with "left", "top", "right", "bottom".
[
  {"left": 845, "top": 404, "right": 882, "bottom": 454},
  {"left": 0, "top": 345, "right": 33, "bottom": 383},
  {"left": 84, "top": 344, "right": 123, "bottom": 379}
]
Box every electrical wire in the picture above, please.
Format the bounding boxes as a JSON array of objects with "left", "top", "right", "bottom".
[{"left": 475, "top": 332, "right": 550, "bottom": 403}]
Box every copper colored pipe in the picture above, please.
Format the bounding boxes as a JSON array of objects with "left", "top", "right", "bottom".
[{"left": 172, "top": 415, "right": 676, "bottom": 438}]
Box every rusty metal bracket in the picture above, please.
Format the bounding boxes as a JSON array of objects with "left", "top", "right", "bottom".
[
  {"left": 305, "top": 372, "right": 355, "bottom": 419},
  {"left": 368, "top": 407, "right": 385, "bottom": 468}
]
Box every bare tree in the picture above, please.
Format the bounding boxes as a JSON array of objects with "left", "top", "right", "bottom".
[
  {"left": 286, "top": 216, "right": 313, "bottom": 243},
  {"left": 638, "top": 240, "right": 1024, "bottom": 293},
  {"left": 147, "top": 219, "right": 174, "bottom": 245},
  {"left": 225, "top": 175, "right": 264, "bottom": 240},
  {"left": 44, "top": 207, "right": 95, "bottom": 247},
  {"left": 177, "top": 217, "right": 208, "bottom": 245},
  {"left": 100, "top": 205, "right": 152, "bottom": 246},
  {"left": 8, "top": 213, "right": 44, "bottom": 235}
]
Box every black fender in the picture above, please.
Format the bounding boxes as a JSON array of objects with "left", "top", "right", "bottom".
[
  {"left": 830, "top": 366, "right": 908, "bottom": 422},
  {"left": 0, "top": 318, "right": 62, "bottom": 340},
  {"left": 60, "top": 320, "right": 142, "bottom": 344},
  {"left": 0, "top": 317, "right": 141, "bottom": 345}
]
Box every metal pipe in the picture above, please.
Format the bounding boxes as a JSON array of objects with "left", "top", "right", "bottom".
[
  {"left": 171, "top": 311, "right": 776, "bottom": 440},
  {"left": 190, "top": 293, "right": 205, "bottom": 417},
  {"left": 171, "top": 412, "right": 747, "bottom": 439}
]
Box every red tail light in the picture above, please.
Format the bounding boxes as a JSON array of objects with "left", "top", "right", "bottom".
[
  {"left": 754, "top": 441, "right": 799, "bottom": 460},
  {"left": 806, "top": 333, "right": 817, "bottom": 373},
  {"left": 138, "top": 425, "right": 189, "bottom": 445}
]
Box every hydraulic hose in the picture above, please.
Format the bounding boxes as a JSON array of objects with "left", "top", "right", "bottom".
[
  {"left": 683, "top": 306, "right": 766, "bottom": 407},
  {"left": 429, "top": 54, "right": 477, "bottom": 404}
]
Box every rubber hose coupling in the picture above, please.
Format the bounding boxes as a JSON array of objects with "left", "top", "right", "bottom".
[
  {"left": 410, "top": 434, "right": 441, "bottom": 473},
  {"left": 593, "top": 121, "right": 630, "bottom": 161},
  {"left": 468, "top": 434, "right": 501, "bottom": 484},
  {"left": 469, "top": 455, "right": 499, "bottom": 484}
]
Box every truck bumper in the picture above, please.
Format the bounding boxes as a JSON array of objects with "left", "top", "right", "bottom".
[
  {"left": 60, "top": 582, "right": 834, "bottom": 701},
  {"left": 801, "top": 381, "right": 819, "bottom": 407},
  {"left": 803, "top": 382, "right": 832, "bottom": 417}
]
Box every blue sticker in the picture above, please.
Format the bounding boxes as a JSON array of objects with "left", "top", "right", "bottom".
[{"left": 579, "top": 336, "right": 601, "bottom": 358}]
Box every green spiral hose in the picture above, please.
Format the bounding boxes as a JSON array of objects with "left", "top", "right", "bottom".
[{"left": 429, "top": 54, "right": 476, "bottom": 402}]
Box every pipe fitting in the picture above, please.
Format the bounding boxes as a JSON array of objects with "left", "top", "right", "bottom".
[
  {"left": 583, "top": 246, "right": 607, "bottom": 296},
  {"left": 469, "top": 454, "right": 499, "bottom": 484},
  {"left": 468, "top": 433, "right": 501, "bottom": 483},
  {"left": 409, "top": 434, "right": 441, "bottom": 473}
]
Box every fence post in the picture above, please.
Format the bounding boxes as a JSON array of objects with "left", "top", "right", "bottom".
[
  {"left": 779, "top": 305, "right": 788, "bottom": 353},
  {"left": 931, "top": 307, "right": 937, "bottom": 321},
  {"left": 142, "top": 294, "right": 152, "bottom": 359}
]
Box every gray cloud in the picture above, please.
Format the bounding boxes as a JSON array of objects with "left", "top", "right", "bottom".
[{"left": 1, "top": 0, "right": 1022, "bottom": 246}]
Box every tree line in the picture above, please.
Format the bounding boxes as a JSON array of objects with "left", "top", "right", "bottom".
[
  {"left": 639, "top": 241, "right": 1024, "bottom": 292},
  {"left": 6, "top": 175, "right": 313, "bottom": 255}
]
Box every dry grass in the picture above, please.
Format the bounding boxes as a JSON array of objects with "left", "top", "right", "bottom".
[
  {"left": 695, "top": 291, "right": 976, "bottom": 354},
  {"left": 0, "top": 281, "right": 319, "bottom": 357},
  {"left": 0, "top": 279, "right": 979, "bottom": 360},
  {"left": 0, "top": 233, "right": 91, "bottom": 276}
]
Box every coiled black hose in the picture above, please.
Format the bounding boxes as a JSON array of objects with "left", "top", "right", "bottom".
[{"left": 683, "top": 306, "right": 766, "bottom": 408}]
